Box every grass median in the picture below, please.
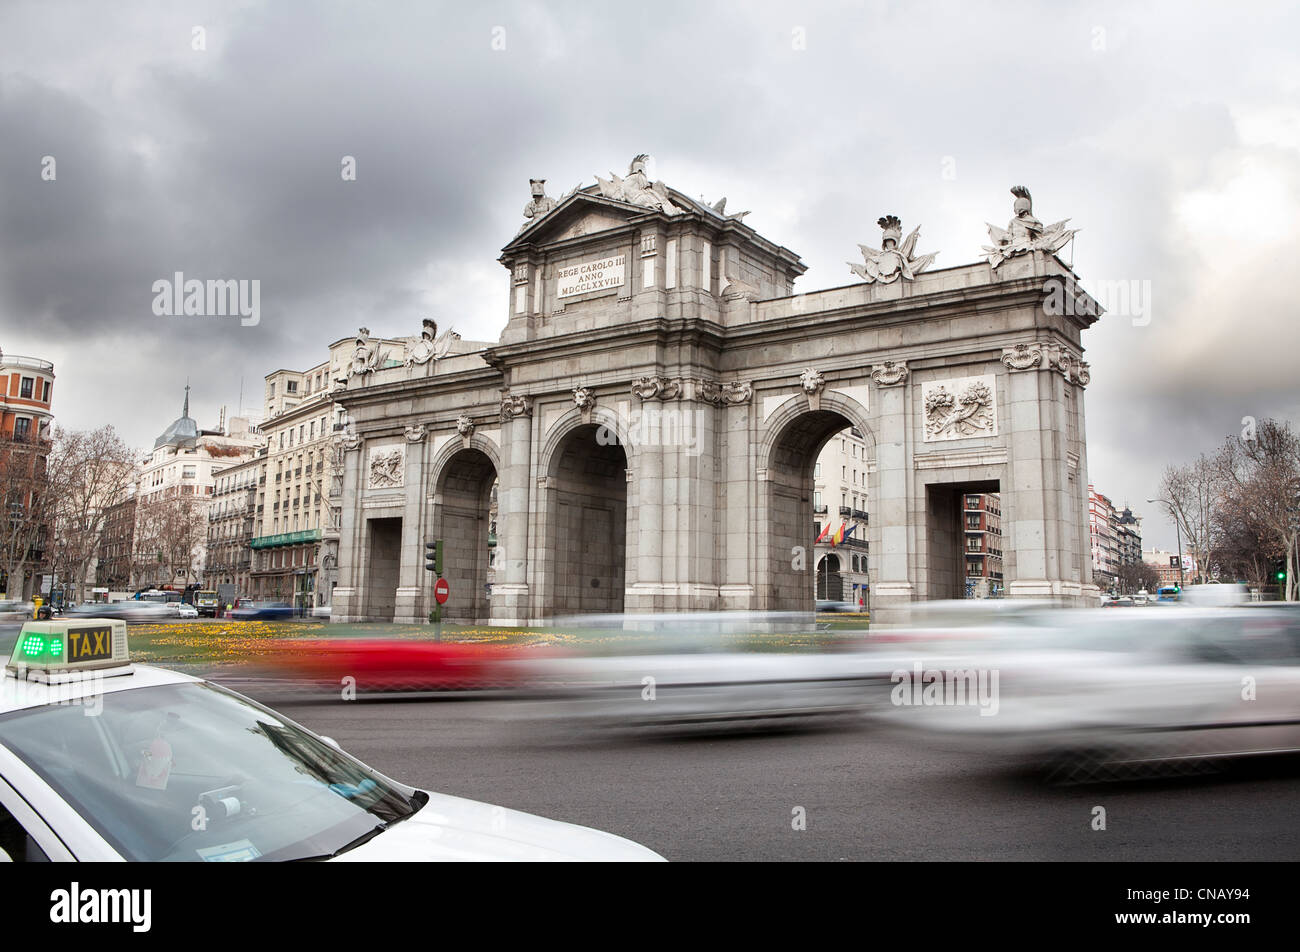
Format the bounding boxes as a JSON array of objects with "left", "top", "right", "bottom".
[{"left": 123, "top": 614, "right": 868, "bottom": 669}]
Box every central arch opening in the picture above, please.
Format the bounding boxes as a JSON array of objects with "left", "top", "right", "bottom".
[
  {"left": 768, "top": 409, "right": 872, "bottom": 613},
  {"left": 433, "top": 448, "right": 497, "bottom": 624},
  {"left": 545, "top": 423, "right": 628, "bottom": 615}
]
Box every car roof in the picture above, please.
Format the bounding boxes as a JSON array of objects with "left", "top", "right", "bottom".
[{"left": 0, "top": 663, "right": 200, "bottom": 715}]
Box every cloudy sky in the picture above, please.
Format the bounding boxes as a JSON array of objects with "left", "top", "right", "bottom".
[{"left": 2, "top": 0, "right": 1298, "bottom": 549}]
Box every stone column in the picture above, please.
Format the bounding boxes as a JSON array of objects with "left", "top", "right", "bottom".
[
  {"left": 624, "top": 393, "right": 664, "bottom": 613},
  {"left": 394, "top": 425, "right": 428, "bottom": 623},
  {"left": 1001, "top": 342, "right": 1068, "bottom": 604},
  {"left": 674, "top": 388, "right": 719, "bottom": 611},
  {"left": 491, "top": 393, "right": 532, "bottom": 626},
  {"left": 1072, "top": 364, "right": 1099, "bottom": 603},
  {"left": 869, "top": 362, "right": 914, "bottom": 624},
  {"left": 331, "top": 436, "right": 364, "bottom": 623},
  {"left": 719, "top": 391, "right": 757, "bottom": 611}
]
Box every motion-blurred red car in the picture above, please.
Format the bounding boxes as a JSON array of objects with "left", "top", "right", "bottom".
[{"left": 255, "top": 639, "right": 528, "bottom": 696}]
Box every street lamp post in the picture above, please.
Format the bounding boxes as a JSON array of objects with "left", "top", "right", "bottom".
[{"left": 1147, "top": 497, "right": 1185, "bottom": 589}]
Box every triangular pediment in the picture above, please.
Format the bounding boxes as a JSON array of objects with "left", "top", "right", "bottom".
[{"left": 503, "top": 189, "right": 654, "bottom": 251}]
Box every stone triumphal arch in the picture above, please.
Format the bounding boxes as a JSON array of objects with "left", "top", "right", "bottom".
[{"left": 331, "top": 159, "right": 1101, "bottom": 625}]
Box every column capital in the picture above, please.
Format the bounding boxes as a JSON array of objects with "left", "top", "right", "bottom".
[
  {"left": 500, "top": 392, "right": 533, "bottom": 423},
  {"left": 870, "top": 360, "right": 910, "bottom": 387}
]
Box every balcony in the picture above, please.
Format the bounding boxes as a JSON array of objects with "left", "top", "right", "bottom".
[
  {"left": 813, "top": 504, "right": 828, "bottom": 515},
  {"left": 839, "top": 506, "right": 852, "bottom": 516},
  {"left": 2, "top": 355, "right": 54, "bottom": 372},
  {"left": 852, "top": 509, "right": 868, "bottom": 522}
]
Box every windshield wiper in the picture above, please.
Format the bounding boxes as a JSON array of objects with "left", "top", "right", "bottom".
[{"left": 289, "top": 823, "right": 387, "bottom": 862}]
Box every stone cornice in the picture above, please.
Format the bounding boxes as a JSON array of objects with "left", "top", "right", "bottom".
[{"left": 482, "top": 316, "right": 728, "bottom": 372}]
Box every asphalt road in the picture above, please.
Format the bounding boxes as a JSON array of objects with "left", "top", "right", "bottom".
[{"left": 249, "top": 692, "right": 1300, "bottom": 862}]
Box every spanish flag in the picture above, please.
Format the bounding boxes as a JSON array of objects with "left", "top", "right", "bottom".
[{"left": 831, "top": 522, "right": 847, "bottom": 546}]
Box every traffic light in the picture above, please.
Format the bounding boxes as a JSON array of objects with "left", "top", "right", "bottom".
[{"left": 425, "top": 539, "right": 443, "bottom": 574}]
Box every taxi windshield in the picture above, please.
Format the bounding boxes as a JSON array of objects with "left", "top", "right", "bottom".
[{"left": 0, "top": 681, "right": 421, "bottom": 861}]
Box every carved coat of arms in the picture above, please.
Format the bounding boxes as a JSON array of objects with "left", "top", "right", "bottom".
[
  {"left": 368, "top": 447, "right": 405, "bottom": 489},
  {"left": 923, "top": 379, "right": 996, "bottom": 441}
]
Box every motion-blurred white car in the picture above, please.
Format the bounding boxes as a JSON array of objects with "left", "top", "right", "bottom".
[
  {"left": 510, "top": 612, "right": 884, "bottom": 735},
  {"left": 0, "top": 619, "right": 664, "bottom": 861},
  {"left": 873, "top": 605, "right": 1300, "bottom": 781}
]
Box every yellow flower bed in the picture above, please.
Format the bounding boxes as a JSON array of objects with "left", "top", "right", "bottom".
[{"left": 124, "top": 618, "right": 860, "bottom": 667}]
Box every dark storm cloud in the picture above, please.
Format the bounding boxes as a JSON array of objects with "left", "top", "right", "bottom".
[{"left": 1, "top": 0, "right": 1298, "bottom": 550}]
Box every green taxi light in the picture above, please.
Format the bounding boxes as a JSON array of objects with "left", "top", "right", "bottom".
[{"left": 6, "top": 619, "right": 128, "bottom": 679}]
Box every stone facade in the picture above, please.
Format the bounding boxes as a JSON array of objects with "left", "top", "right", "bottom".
[{"left": 332, "top": 164, "right": 1101, "bottom": 625}]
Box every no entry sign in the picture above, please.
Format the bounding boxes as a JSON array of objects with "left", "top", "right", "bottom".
[{"left": 434, "top": 577, "right": 450, "bottom": 605}]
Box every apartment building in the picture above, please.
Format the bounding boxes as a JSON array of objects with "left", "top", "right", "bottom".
[
  {"left": 134, "top": 387, "right": 263, "bottom": 588},
  {"left": 812, "top": 426, "right": 870, "bottom": 605},
  {"left": 206, "top": 453, "right": 265, "bottom": 597},
  {"left": 963, "top": 492, "right": 1004, "bottom": 596}
]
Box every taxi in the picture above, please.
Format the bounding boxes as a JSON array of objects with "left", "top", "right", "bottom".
[{"left": 0, "top": 619, "right": 664, "bottom": 862}]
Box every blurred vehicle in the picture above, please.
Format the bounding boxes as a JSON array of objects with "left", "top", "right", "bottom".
[
  {"left": 816, "top": 600, "right": 859, "bottom": 613},
  {"left": 873, "top": 605, "right": 1300, "bottom": 782},
  {"left": 1156, "top": 585, "right": 1180, "bottom": 602},
  {"left": 137, "top": 589, "right": 183, "bottom": 605},
  {"left": 64, "top": 602, "right": 174, "bottom": 623},
  {"left": 1102, "top": 596, "right": 1134, "bottom": 608},
  {"left": 512, "top": 612, "right": 882, "bottom": 736},
  {"left": 0, "top": 620, "right": 663, "bottom": 861},
  {"left": 194, "top": 590, "right": 220, "bottom": 617},
  {"left": 311, "top": 606, "right": 332, "bottom": 619},
  {"left": 175, "top": 604, "right": 199, "bottom": 619},
  {"left": 251, "top": 639, "right": 527, "bottom": 698},
  {"left": 231, "top": 601, "right": 294, "bottom": 621}
]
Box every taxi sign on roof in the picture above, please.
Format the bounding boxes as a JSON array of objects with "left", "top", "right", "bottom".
[{"left": 5, "top": 618, "right": 130, "bottom": 680}]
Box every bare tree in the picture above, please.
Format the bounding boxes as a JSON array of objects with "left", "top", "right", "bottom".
[
  {"left": 1157, "top": 454, "right": 1223, "bottom": 586},
  {"left": 46, "top": 426, "right": 138, "bottom": 602},
  {"left": 1216, "top": 419, "right": 1300, "bottom": 600},
  {"left": 1213, "top": 496, "right": 1272, "bottom": 590},
  {"left": 1116, "top": 561, "right": 1161, "bottom": 596},
  {"left": 132, "top": 493, "right": 208, "bottom": 589},
  {"left": 0, "top": 434, "right": 53, "bottom": 599}
]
